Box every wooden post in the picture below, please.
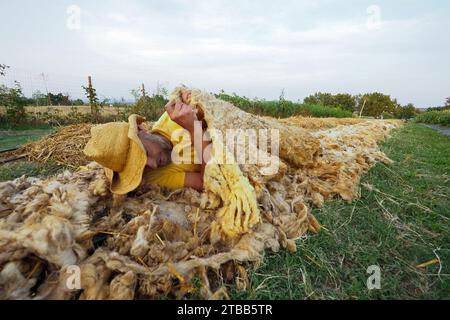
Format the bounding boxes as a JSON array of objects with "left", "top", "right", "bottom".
[
  {"left": 359, "top": 98, "right": 367, "bottom": 118},
  {"left": 41, "top": 73, "right": 51, "bottom": 106},
  {"left": 141, "top": 83, "right": 146, "bottom": 98},
  {"left": 88, "top": 76, "right": 94, "bottom": 117}
]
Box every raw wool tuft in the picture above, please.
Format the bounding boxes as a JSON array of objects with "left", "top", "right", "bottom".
[
  {"left": 0, "top": 261, "right": 37, "bottom": 299},
  {"left": 0, "top": 88, "right": 402, "bottom": 299}
]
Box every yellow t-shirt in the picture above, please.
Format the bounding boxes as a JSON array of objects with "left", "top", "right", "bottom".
[{"left": 141, "top": 112, "right": 201, "bottom": 189}]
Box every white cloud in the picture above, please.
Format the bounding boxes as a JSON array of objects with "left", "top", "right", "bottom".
[{"left": 106, "top": 13, "right": 131, "bottom": 24}]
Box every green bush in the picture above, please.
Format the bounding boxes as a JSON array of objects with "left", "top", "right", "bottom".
[
  {"left": 414, "top": 110, "right": 450, "bottom": 126},
  {"left": 304, "top": 92, "right": 356, "bottom": 111},
  {"left": 296, "top": 103, "right": 353, "bottom": 118},
  {"left": 381, "top": 112, "right": 395, "bottom": 119},
  {"left": 0, "top": 82, "right": 28, "bottom": 127},
  {"left": 119, "top": 95, "right": 167, "bottom": 121}
]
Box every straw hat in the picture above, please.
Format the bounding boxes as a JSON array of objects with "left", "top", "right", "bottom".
[{"left": 83, "top": 114, "right": 147, "bottom": 195}]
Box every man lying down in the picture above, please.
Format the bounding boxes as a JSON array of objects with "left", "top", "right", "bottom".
[{"left": 83, "top": 89, "right": 212, "bottom": 195}]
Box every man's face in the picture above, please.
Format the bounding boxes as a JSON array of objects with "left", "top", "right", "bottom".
[{"left": 138, "top": 130, "right": 172, "bottom": 169}]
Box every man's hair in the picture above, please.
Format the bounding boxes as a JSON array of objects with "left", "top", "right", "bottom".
[{"left": 138, "top": 131, "right": 172, "bottom": 151}]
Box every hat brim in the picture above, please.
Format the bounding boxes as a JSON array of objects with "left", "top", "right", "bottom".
[{"left": 105, "top": 114, "right": 148, "bottom": 195}]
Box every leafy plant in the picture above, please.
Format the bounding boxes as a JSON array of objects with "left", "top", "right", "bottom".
[
  {"left": 357, "top": 92, "right": 399, "bottom": 118},
  {"left": 381, "top": 111, "right": 395, "bottom": 119},
  {"left": 82, "top": 81, "right": 101, "bottom": 121},
  {"left": 414, "top": 110, "right": 450, "bottom": 126},
  {"left": 0, "top": 81, "right": 28, "bottom": 127},
  {"left": 216, "top": 91, "right": 353, "bottom": 118},
  {"left": 394, "top": 103, "right": 417, "bottom": 119},
  {"left": 120, "top": 94, "right": 167, "bottom": 121},
  {"left": 304, "top": 92, "right": 356, "bottom": 112}
]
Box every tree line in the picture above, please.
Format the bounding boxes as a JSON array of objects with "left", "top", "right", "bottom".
[
  {"left": 303, "top": 92, "right": 424, "bottom": 119},
  {"left": 28, "top": 91, "right": 84, "bottom": 106}
]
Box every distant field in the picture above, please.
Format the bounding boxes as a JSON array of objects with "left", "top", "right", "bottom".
[{"left": 25, "top": 105, "right": 122, "bottom": 116}]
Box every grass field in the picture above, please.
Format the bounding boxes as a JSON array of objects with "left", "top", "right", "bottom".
[{"left": 0, "top": 123, "right": 448, "bottom": 299}]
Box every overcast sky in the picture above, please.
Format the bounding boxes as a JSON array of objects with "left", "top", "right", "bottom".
[{"left": 1, "top": 0, "right": 449, "bottom": 107}]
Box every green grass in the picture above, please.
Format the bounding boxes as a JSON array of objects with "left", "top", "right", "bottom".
[
  {"left": 0, "top": 160, "right": 63, "bottom": 181},
  {"left": 0, "top": 122, "right": 54, "bottom": 131},
  {"left": 0, "top": 127, "right": 54, "bottom": 151},
  {"left": 0, "top": 125, "right": 60, "bottom": 181},
  {"left": 231, "top": 123, "right": 450, "bottom": 299}
]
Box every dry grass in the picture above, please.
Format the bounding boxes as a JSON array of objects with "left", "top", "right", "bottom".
[{"left": 22, "top": 124, "right": 92, "bottom": 167}]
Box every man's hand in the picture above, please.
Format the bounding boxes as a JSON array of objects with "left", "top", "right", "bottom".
[
  {"left": 165, "top": 94, "right": 211, "bottom": 192},
  {"left": 181, "top": 90, "right": 191, "bottom": 104},
  {"left": 165, "top": 101, "right": 198, "bottom": 133}
]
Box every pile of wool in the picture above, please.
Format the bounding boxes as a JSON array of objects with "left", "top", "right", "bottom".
[
  {"left": 0, "top": 88, "right": 402, "bottom": 299},
  {"left": 174, "top": 88, "right": 323, "bottom": 240},
  {"left": 170, "top": 88, "right": 401, "bottom": 240},
  {"left": 278, "top": 120, "right": 401, "bottom": 209},
  {"left": 278, "top": 116, "right": 367, "bottom": 130},
  {"left": 0, "top": 163, "right": 311, "bottom": 299},
  {"left": 0, "top": 119, "right": 400, "bottom": 300}
]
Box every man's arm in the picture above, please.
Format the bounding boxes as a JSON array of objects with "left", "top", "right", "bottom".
[
  {"left": 165, "top": 100, "right": 211, "bottom": 191},
  {"left": 183, "top": 132, "right": 212, "bottom": 190}
]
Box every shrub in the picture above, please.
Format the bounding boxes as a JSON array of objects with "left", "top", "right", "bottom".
[
  {"left": 0, "top": 82, "right": 28, "bottom": 127},
  {"left": 414, "top": 110, "right": 450, "bottom": 126},
  {"left": 119, "top": 95, "right": 167, "bottom": 121},
  {"left": 381, "top": 112, "right": 395, "bottom": 119},
  {"left": 304, "top": 92, "right": 356, "bottom": 111}
]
